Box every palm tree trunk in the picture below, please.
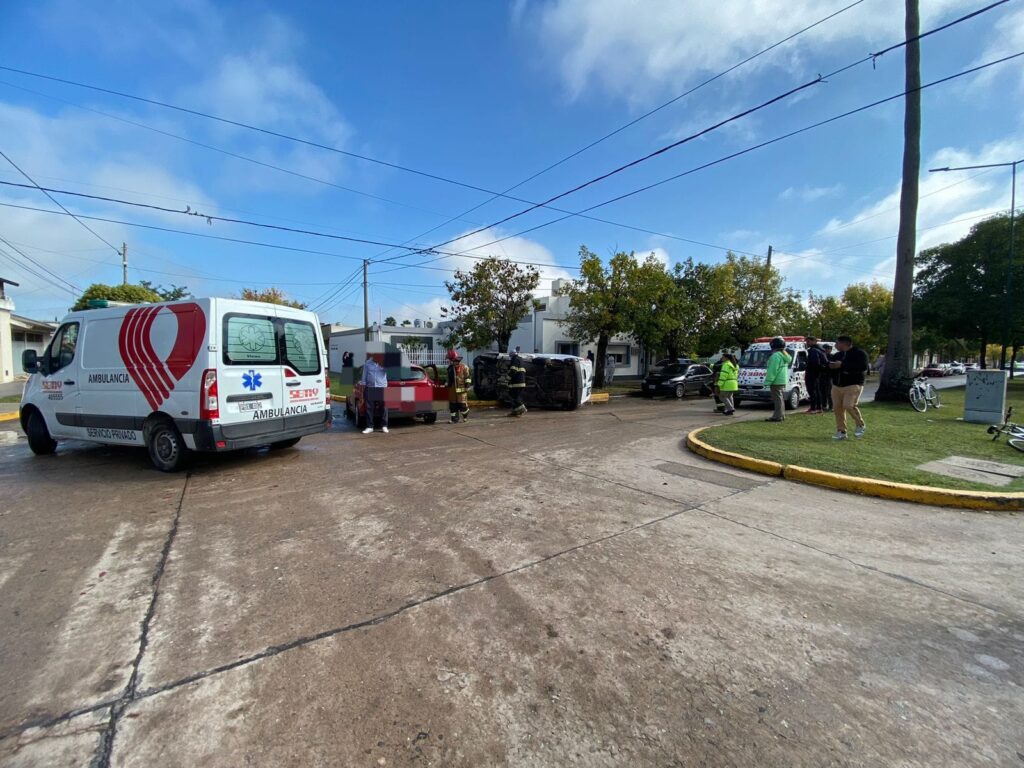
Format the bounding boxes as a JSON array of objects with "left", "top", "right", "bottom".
[{"left": 876, "top": 0, "right": 920, "bottom": 401}]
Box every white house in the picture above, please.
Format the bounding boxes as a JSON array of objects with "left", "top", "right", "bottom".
[
  {"left": 508, "top": 279, "right": 643, "bottom": 377},
  {"left": 0, "top": 279, "right": 57, "bottom": 384}
]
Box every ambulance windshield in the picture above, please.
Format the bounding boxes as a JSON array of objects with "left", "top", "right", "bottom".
[{"left": 739, "top": 349, "right": 773, "bottom": 368}]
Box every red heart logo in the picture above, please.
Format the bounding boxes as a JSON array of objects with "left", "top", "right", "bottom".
[{"left": 118, "top": 303, "right": 207, "bottom": 411}]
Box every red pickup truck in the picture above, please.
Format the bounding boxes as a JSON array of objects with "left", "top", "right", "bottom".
[{"left": 344, "top": 364, "right": 447, "bottom": 428}]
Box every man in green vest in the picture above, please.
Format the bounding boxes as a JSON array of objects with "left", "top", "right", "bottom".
[{"left": 764, "top": 337, "right": 791, "bottom": 422}]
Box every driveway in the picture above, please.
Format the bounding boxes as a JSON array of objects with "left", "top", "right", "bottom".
[{"left": 0, "top": 397, "right": 1021, "bottom": 766}]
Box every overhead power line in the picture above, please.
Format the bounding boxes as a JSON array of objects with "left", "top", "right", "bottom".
[
  {"left": 0, "top": 200, "right": 583, "bottom": 275},
  {"left": 403, "top": 48, "right": 1024, "bottom": 274},
  {"left": 0, "top": 79, "right": 760, "bottom": 259},
  {"left": 0, "top": 149, "right": 120, "bottom": 257},
  {"left": 397, "top": 0, "right": 1011, "bottom": 264},
  {"left": 368, "top": 0, "right": 867, "bottom": 262},
  {"left": 0, "top": 233, "right": 79, "bottom": 294}
]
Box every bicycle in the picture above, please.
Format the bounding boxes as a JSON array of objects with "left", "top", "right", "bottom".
[
  {"left": 908, "top": 376, "right": 941, "bottom": 412},
  {"left": 987, "top": 407, "right": 1024, "bottom": 453}
]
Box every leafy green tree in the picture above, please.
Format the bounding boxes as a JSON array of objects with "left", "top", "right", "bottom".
[
  {"left": 384, "top": 316, "right": 397, "bottom": 326},
  {"left": 441, "top": 256, "right": 540, "bottom": 352},
  {"left": 72, "top": 283, "right": 160, "bottom": 310},
  {"left": 715, "top": 253, "right": 796, "bottom": 350},
  {"left": 239, "top": 287, "right": 306, "bottom": 309},
  {"left": 841, "top": 282, "right": 892, "bottom": 358},
  {"left": 914, "top": 213, "right": 1022, "bottom": 369},
  {"left": 139, "top": 280, "right": 191, "bottom": 301},
  {"left": 559, "top": 247, "right": 637, "bottom": 387},
  {"left": 623, "top": 254, "right": 686, "bottom": 368},
  {"left": 401, "top": 319, "right": 412, "bottom": 326}
]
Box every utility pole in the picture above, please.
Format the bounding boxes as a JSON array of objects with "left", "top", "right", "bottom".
[
  {"left": 121, "top": 242, "right": 128, "bottom": 286},
  {"left": 362, "top": 259, "right": 370, "bottom": 342},
  {"left": 766, "top": 244, "right": 773, "bottom": 269},
  {"left": 876, "top": 0, "right": 920, "bottom": 401}
]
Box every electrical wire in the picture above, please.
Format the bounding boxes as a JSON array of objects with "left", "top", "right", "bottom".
[
  {"left": 0, "top": 149, "right": 120, "bottom": 257},
  {"left": 386, "top": 0, "right": 1014, "bottom": 267},
  {"left": 367, "top": 0, "right": 867, "bottom": 262},
  {"left": 402, "top": 49, "right": 1024, "bottom": 274}
]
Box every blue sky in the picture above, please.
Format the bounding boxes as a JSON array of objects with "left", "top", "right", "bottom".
[{"left": 0, "top": 0, "right": 1021, "bottom": 325}]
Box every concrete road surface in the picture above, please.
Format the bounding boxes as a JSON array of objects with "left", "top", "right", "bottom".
[{"left": 0, "top": 396, "right": 1021, "bottom": 767}]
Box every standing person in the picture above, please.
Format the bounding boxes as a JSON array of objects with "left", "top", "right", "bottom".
[
  {"left": 764, "top": 337, "right": 791, "bottom": 422},
  {"left": 604, "top": 353, "right": 617, "bottom": 385},
  {"left": 828, "top": 335, "right": 869, "bottom": 440},
  {"left": 586, "top": 350, "right": 595, "bottom": 366},
  {"left": 710, "top": 354, "right": 726, "bottom": 413},
  {"left": 508, "top": 346, "right": 528, "bottom": 417},
  {"left": 803, "top": 336, "right": 828, "bottom": 414},
  {"left": 820, "top": 343, "right": 835, "bottom": 411},
  {"left": 446, "top": 349, "right": 472, "bottom": 424},
  {"left": 716, "top": 352, "right": 739, "bottom": 415},
  {"left": 359, "top": 351, "right": 389, "bottom": 434}
]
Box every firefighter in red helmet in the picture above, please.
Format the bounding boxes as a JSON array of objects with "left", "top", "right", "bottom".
[{"left": 446, "top": 349, "right": 472, "bottom": 423}]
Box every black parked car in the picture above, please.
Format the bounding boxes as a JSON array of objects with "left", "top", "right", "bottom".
[{"left": 642, "top": 363, "right": 715, "bottom": 398}]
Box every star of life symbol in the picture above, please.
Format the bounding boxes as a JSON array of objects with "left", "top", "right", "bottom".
[{"left": 242, "top": 370, "right": 262, "bottom": 391}]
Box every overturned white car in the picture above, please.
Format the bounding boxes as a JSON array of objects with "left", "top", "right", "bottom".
[{"left": 472, "top": 352, "right": 593, "bottom": 411}]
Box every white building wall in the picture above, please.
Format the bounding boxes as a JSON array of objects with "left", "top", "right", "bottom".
[{"left": 0, "top": 297, "right": 13, "bottom": 383}]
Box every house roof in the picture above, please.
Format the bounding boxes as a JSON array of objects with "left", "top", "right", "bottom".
[{"left": 11, "top": 315, "right": 58, "bottom": 333}]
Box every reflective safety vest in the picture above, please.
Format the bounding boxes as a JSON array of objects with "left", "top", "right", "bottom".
[
  {"left": 509, "top": 354, "right": 527, "bottom": 388},
  {"left": 447, "top": 362, "right": 472, "bottom": 400}
]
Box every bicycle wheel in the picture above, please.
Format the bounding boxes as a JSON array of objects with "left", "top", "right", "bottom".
[
  {"left": 909, "top": 386, "right": 927, "bottom": 412},
  {"left": 925, "top": 384, "right": 941, "bottom": 408},
  {"left": 1008, "top": 437, "right": 1024, "bottom": 453}
]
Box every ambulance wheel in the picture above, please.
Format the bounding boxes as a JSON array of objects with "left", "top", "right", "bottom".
[
  {"left": 26, "top": 410, "right": 57, "bottom": 455},
  {"left": 785, "top": 388, "right": 800, "bottom": 411},
  {"left": 270, "top": 437, "right": 301, "bottom": 450},
  {"left": 146, "top": 419, "right": 189, "bottom": 472}
]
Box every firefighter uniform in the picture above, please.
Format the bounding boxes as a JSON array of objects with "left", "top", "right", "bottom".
[
  {"left": 508, "top": 351, "right": 527, "bottom": 416},
  {"left": 447, "top": 353, "right": 472, "bottom": 423}
]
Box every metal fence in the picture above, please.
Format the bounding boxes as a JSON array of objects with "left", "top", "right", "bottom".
[{"left": 398, "top": 347, "right": 451, "bottom": 367}]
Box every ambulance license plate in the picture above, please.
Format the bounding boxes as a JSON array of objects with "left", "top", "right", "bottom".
[{"left": 238, "top": 400, "right": 262, "bottom": 412}]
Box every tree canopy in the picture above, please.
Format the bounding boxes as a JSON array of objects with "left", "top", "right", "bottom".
[
  {"left": 441, "top": 257, "right": 540, "bottom": 352},
  {"left": 239, "top": 287, "right": 307, "bottom": 309},
  {"left": 72, "top": 283, "right": 161, "bottom": 310}
]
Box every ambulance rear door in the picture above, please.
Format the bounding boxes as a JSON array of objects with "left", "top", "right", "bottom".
[
  {"left": 276, "top": 308, "right": 327, "bottom": 422},
  {"left": 218, "top": 308, "right": 286, "bottom": 432}
]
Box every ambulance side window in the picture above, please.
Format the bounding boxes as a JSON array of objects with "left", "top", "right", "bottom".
[
  {"left": 223, "top": 314, "right": 278, "bottom": 365},
  {"left": 281, "top": 320, "right": 320, "bottom": 375},
  {"left": 47, "top": 322, "right": 80, "bottom": 374}
]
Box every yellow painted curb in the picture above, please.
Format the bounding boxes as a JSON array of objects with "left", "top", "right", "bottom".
[
  {"left": 590, "top": 392, "right": 610, "bottom": 404},
  {"left": 330, "top": 395, "right": 347, "bottom": 403},
  {"left": 687, "top": 427, "right": 1024, "bottom": 511},
  {"left": 0, "top": 412, "right": 19, "bottom": 423},
  {"left": 686, "top": 428, "right": 784, "bottom": 477},
  {"left": 469, "top": 400, "right": 500, "bottom": 408}
]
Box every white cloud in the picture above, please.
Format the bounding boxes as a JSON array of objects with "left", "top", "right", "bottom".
[
  {"left": 780, "top": 183, "right": 843, "bottom": 203},
  {"left": 530, "top": 0, "right": 974, "bottom": 102}
]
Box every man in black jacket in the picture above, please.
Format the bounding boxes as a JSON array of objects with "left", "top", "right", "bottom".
[
  {"left": 803, "top": 336, "right": 828, "bottom": 415},
  {"left": 828, "top": 335, "right": 869, "bottom": 440}
]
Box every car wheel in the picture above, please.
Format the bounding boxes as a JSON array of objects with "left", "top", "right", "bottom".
[
  {"left": 356, "top": 405, "right": 367, "bottom": 431},
  {"left": 674, "top": 383, "right": 685, "bottom": 399},
  {"left": 270, "top": 437, "right": 301, "bottom": 450},
  {"left": 422, "top": 413, "right": 438, "bottom": 424},
  {"left": 146, "top": 419, "right": 189, "bottom": 472},
  {"left": 25, "top": 410, "right": 57, "bottom": 455},
  {"left": 785, "top": 388, "right": 800, "bottom": 410},
  {"left": 344, "top": 399, "right": 354, "bottom": 421}
]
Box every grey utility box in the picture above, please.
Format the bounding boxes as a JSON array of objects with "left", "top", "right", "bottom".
[{"left": 964, "top": 369, "right": 1008, "bottom": 423}]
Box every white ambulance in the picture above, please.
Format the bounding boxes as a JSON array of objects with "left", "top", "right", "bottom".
[
  {"left": 734, "top": 336, "right": 832, "bottom": 411},
  {"left": 18, "top": 298, "right": 331, "bottom": 471}
]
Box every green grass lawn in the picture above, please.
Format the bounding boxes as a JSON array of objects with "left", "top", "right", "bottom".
[
  {"left": 0, "top": 394, "right": 21, "bottom": 404},
  {"left": 699, "top": 378, "right": 1024, "bottom": 492},
  {"left": 594, "top": 381, "right": 643, "bottom": 396}
]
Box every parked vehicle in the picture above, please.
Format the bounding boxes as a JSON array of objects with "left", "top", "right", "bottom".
[
  {"left": 472, "top": 352, "right": 592, "bottom": 410},
  {"left": 735, "top": 336, "right": 828, "bottom": 411},
  {"left": 920, "top": 365, "right": 947, "bottom": 377},
  {"left": 948, "top": 361, "right": 966, "bottom": 375},
  {"left": 642, "top": 363, "right": 714, "bottom": 398},
  {"left": 345, "top": 363, "right": 445, "bottom": 428},
  {"left": 652, "top": 357, "right": 696, "bottom": 370},
  {"left": 19, "top": 298, "right": 331, "bottom": 471}
]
